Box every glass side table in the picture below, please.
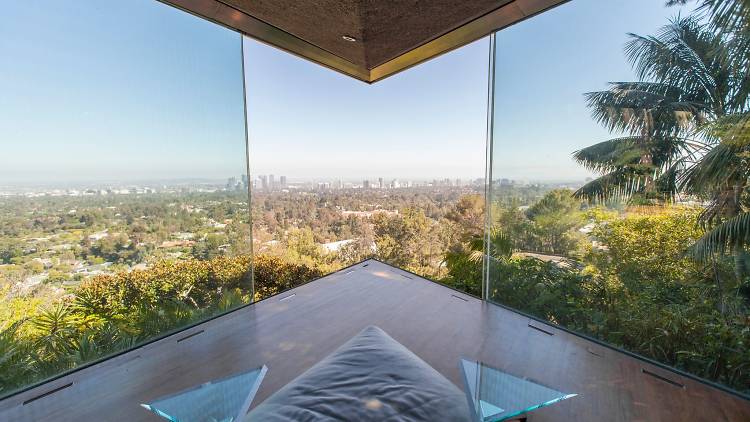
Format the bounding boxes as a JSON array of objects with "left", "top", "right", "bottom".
[
  {"left": 141, "top": 365, "right": 267, "bottom": 422},
  {"left": 460, "top": 359, "right": 576, "bottom": 422}
]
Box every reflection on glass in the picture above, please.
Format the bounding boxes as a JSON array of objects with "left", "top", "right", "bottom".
[
  {"left": 0, "top": 0, "right": 249, "bottom": 398},
  {"left": 142, "top": 366, "right": 267, "bottom": 422},
  {"left": 486, "top": 0, "right": 750, "bottom": 395},
  {"left": 460, "top": 359, "right": 576, "bottom": 422}
]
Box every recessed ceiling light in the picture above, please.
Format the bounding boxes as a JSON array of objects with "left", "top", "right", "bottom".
[{"left": 342, "top": 35, "right": 357, "bottom": 42}]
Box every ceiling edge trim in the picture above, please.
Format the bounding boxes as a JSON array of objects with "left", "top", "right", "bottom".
[
  {"left": 159, "top": 0, "right": 570, "bottom": 84},
  {"left": 159, "top": 0, "right": 371, "bottom": 82},
  {"left": 369, "top": 0, "right": 570, "bottom": 83}
]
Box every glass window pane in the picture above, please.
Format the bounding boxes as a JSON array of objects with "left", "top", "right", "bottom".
[
  {"left": 487, "top": 0, "right": 749, "bottom": 395},
  {"left": 0, "top": 0, "right": 249, "bottom": 398},
  {"left": 243, "top": 36, "right": 489, "bottom": 298}
]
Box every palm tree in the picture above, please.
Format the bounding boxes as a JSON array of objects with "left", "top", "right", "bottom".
[
  {"left": 667, "top": 1, "right": 750, "bottom": 38},
  {"left": 661, "top": 1, "right": 750, "bottom": 274},
  {"left": 573, "top": 17, "right": 731, "bottom": 203},
  {"left": 574, "top": 14, "right": 750, "bottom": 282},
  {"left": 442, "top": 228, "right": 513, "bottom": 296},
  {"left": 0, "top": 320, "right": 32, "bottom": 393}
]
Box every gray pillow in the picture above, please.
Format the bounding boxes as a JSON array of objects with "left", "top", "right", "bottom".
[{"left": 246, "top": 326, "right": 471, "bottom": 421}]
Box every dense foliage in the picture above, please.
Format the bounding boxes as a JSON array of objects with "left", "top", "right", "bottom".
[
  {"left": 442, "top": 203, "right": 750, "bottom": 393},
  {"left": 513, "top": 209, "right": 747, "bottom": 391},
  {"left": 0, "top": 254, "right": 319, "bottom": 394}
]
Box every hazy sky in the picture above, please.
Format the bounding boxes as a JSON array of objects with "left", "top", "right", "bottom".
[
  {"left": 243, "top": 37, "right": 489, "bottom": 181},
  {"left": 0, "top": 0, "right": 694, "bottom": 185},
  {"left": 0, "top": 0, "right": 246, "bottom": 185}
]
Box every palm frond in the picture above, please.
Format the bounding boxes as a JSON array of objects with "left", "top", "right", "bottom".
[
  {"left": 573, "top": 135, "right": 698, "bottom": 172},
  {"left": 574, "top": 132, "right": 701, "bottom": 203},
  {"left": 691, "top": 211, "right": 750, "bottom": 261},
  {"left": 31, "top": 305, "right": 77, "bottom": 359},
  {"left": 680, "top": 141, "right": 745, "bottom": 194},
  {"left": 572, "top": 137, "right": 643, "bottom": 173},
  {"left": 584, "top": 83, "right": 707, "bottom": 136},
  {"left": 71, "top": 331, "right": 103, "bottom": 364},
  {"left": 697, "top": 0, "right": 750, "bottom": 34},
  {"left": 484, "top": 228, "right": 514, "bottom": 261},
  {"left": 652, "top": 154, "right": 693, "bottom": 197},
  {"left": 573, "top": 169, "right": 639, "bottom": 202},
  {"left": 0, "top": 319, "right": 32, "bottom": 391},
  {"left": 703, "top": 111, "right": 750, "bottom": 147},
  {"left": 624, "top": 17, "right": 727, "bottom": 110}
]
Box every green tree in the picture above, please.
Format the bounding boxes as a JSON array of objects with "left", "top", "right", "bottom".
[
  {"left": 574, "top": 14, "right": 750, "bottom": 283},
  {"left": 525, "top": 189, "right": 585, "bottom": 255},
  {"left": 192, "top": 233, "right": 227, "bottom": 260},
  {"left": 445, "top": 194, "right": 485, "bottom": 236},
  {"left": 373, "top": 208, "right": 440, "bottom": 275},
  {"left": 582, "top": 209, "right": 749, "bottom": 389},
  {"left": 442, "top": 228, "right": 513, "bottom": 296},
  {"left": 0, "top": 240, "right": 24, "bottom": 265}
]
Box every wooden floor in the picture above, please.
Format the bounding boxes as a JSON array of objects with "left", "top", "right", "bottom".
[{"left": 1, "top": 259, "right": 748, "bottom": 421}]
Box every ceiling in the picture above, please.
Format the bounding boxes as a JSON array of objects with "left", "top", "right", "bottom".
[{"left": 163, "top": 0, "right": 568, "bottom": 83}]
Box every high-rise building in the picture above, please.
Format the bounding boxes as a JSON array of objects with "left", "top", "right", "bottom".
[
  {"left": 280, "top": 176, "right": 287, "bottom": 188},
  {"left": 378, "top": 177, "right": 384, "bottom": 189},
  {"left": 259, "top": 175, "right": 268, "bottom": 191},
  {"left": 363, "top": 180, "right": 371, "bottom": 189},
  {"left": 269, "top": 174, "right": 275, "bottom": 191},
  {"left": 226, "top": 177, "right": 237, "bottom": 191}
]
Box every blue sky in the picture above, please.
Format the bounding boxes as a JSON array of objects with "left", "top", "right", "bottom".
[
  {"left": 0, "top": 0, "right": 246, "bottom": 185},
  {"left": 491, "top": 0, "right": 695, "bottom": 181},
  {"left": 0, "top": 0, "right": 694, "bottom": 185},
  {"left": 243, "top": 37, "right": 489, "bottom": 181}
]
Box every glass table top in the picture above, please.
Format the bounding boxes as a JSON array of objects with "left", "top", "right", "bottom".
[
  {"left": 460, "top": 359, "right": 576, "bottom": 422},
  {"left": 141, "top": 365, "right": 267, "bottom": 422}
]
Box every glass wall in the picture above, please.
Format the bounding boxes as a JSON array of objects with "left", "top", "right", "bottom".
[
  {"left": 0, "top": 0, "right": 250, "bottom": 397},
  {"left": 243, "top": 36, "right": 489, "bottom": 297},
  {"left": 486, "top": 0, "right": 750, "bottom": 394}
]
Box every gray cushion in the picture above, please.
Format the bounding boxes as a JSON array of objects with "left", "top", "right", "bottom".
[{"left": 245, "top": 326, "right": 471, "bottom": 421}]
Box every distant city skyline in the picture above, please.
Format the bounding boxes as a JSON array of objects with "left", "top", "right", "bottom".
[
  {"left": 1, "top": 0, "right": 693, "bottom": 186},
  {"left": 0, "top": 171, "right": 591, "bottom": 196}
]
